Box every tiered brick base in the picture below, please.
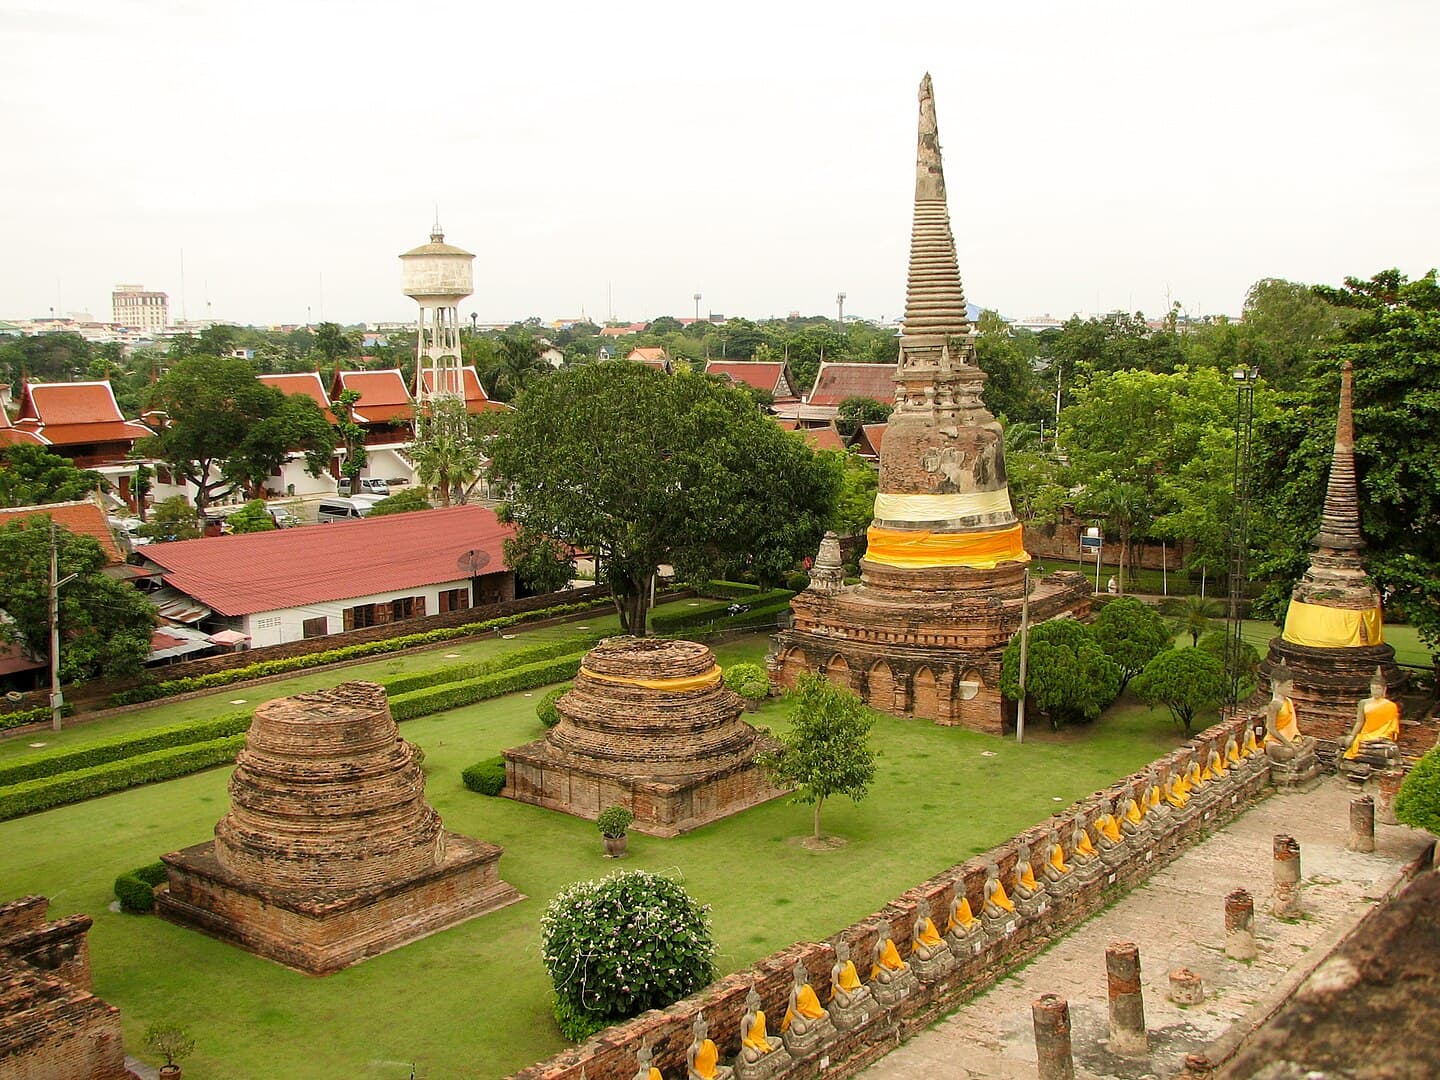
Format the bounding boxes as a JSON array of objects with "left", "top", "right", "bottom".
[
  {"left": 772, "top": 566, "right": 1091, "bottom": 734},
  {"left": 157, "top": 835, "right": 520, "bottom": 975},
  {"left": 504, "top": 638, "right": 787, "bottom": 836}
]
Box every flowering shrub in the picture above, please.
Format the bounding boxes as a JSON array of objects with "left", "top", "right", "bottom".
[{"left": 540, "top": 870, "right": 715, "bottom": 1041}]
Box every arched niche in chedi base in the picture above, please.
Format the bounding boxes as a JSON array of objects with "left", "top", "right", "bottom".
[
  {"left": 767, "top": 74, "right": 1089, "bottom": 735},
  {"left": 824, "top": 653, "right": 852, "bottom": 689},
  {"left": 867, "top": 659, "right": 897, "bottom": 713}
]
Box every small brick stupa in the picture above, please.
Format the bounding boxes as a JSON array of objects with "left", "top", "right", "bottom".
[
  {"left": 157, "top": 682, "right": 521, "bottom": 974},
  {"left": 503, "top": 637, "right": 786, "bottom": 836},
  {"left": 1263, "top": 361, "right": 1404, "bottom": 749},
  {"left": 770, "top": 74, "right": 1090, "bottom": 734}
]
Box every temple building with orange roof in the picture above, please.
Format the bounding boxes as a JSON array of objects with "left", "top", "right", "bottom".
[
  {"left": 331, "top": 367, "right": 416, "bottom": 482},
  {"left": 768, "top": 75, "right": 1090, "bottom": 734}
]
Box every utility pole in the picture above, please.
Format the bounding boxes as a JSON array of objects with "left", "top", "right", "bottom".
[
  {"left": 1016, "top": 566, "right": 1031, "bottom": 743},
  {"left": 836, "top": 291, "right": 846, "bottom": 330},
  {"left": 49, "top": 522, "right": 78, "bottom": 731}
]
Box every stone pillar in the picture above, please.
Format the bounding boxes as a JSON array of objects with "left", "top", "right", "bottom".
[
  {"left": 1348, "top": 795, "right": 1376, "bottom": 853},
  {"left": 1377, "top": 769, "right": 1403, "bottom": 825},
  {"left": 1105, "top": 941, "right": 1148, "bottom": 1056},
  {"left": 1031, "top": 993, "right": 1075, "bottom": 1080},
  {"left": 1168, "top": 967, "right": 1205, "bottom": 1005},
  {"left": 1268, "top": 834, "right": 1302, "bottom": 917},
  {"left": 1224, "top": 889, "right": 1257, "bottom": 961}
]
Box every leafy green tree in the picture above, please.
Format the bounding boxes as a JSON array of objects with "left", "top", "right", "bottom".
[
  {"left": 0, "top": 520, "right": 154, "bottom": 680},
  {"left": 1393, "top": 744, "right": 1440, "bottom": 836},
  {"left": 976, "top": 310, "right": 1048, "bottom": 424},
  {"left": 1241, "top": 277, "right": 1348, "bottom": 387},
  {"left": 312, "top": 321, "right": 359, "bottom": 367},
  {"left": 503, "top": 529, "right": 575, "bottom": 595},
  {"left": 1175, "top": 594, "right": 1223, "bottom": 647},
  {"left": 541, "top": 870, "right": 715, "bottom": 1042},
  {"left": 1000, "top": 619, "right": 1121, "bottom": 729},
  {"left": 1196, "top": 629, "right": 1261, "bottom": 702},
  {"left": 488, "top": 363, "right": 839, "bottom": 634},
  {"left": 761, "top": 673, "right": 876, "bottom": 841},
  {"left": 411, "top": 397, "right": 483, "bottom": 506},
  {"left": 365, "top": 489, "right": 433, "bottom": 517},
  {"left": 1093, "top": 596, "right": 1173, "bottom": 692},
  {"left": 0, "top": 332, "right": 93, "bottom": 386},
  {"left": 826, "top": 449, "right": 879, "bottom": 536},
  {"left": 1131, "top": 647, "right": 1225, "bottom": 735},
  {"left": 224, "top": 500, "right": 277, "bottom": 533},
  {"left": 835, "top": 396, "right": 892, "bottom": 437},
  {"left": 334, "top": 388, "right": 368, "bottom": 496},
  {"left": 0, "top": 445, "right": 106, "bottom": 507},
  {"left": 138, "top": 495, "right": 201, "bottom": 542},
  {"left": 223, "top": 393, "right": 336, "bottom": 498},
  {"left": 481, "top": 329, "right": 548, "bottom": 401}
]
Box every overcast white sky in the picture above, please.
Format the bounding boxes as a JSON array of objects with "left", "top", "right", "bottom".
[{"left": 2, "top": 0, "right": 1436, "bottom": 327}]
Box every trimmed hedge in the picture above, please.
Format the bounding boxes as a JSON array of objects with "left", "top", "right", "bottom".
[
  {"left": 388, "top": 655, "right": 585, "bottom": 722},
  {"left": 380, "top": 634, "right": 601, "bottom": 698},
  {"left": 649, "top": 589, "right": 794, "bottom": 634},
  {"left": 0, "top": 735, "right": 248, "bottom": 822},
  {"left": 0, "top": 703, "right": 73, "bottom": 732},
  {"left": 110, "top": 599, "right": 607, "bottom": 706},
  {"left": 113, "top": 860, "right": 169, "bottom": 914},
  {"left": 0, "top": 711, "right": 252, "bottom": 788},
  {"left": 537, "top": 684, "right": 570, "bottom": 728},
  {"left": 696, "top": 580, "right": 761, "bottom": 600},
  {"left": 461, "top": 756, "right": 507, "bottom": 795}
]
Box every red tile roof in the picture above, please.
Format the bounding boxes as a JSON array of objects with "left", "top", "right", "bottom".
[
  {"left": 14, "top": 382, "right": 152, "bottom": 447},
  {"left": 0, "top": 498, "right": 125, "bottom": 564},
  {"left": 142, "top": 504, "right": 515, "bottom": 616},
  {"left": 259, "top": 372, "right": 338, "bottom": 424},
  {"left": 854, "top": 423, "right": 887, "bottom": 458},
  {"left": 807, "top": 362, "right": 897, "bottom": 408},
  {"left": 0, "top": 409, "right": 46, "bottom": 447},
  {"left": 799, "top": 426, "right": 846, "bottom": 453},
  {"left": 332, "top": 369, "right": 414, "bottom": 425},
  {"left": 416, "top": 366, "right": 510, "bottom": 414},
  {"left": 705, "top": 361, "right": 796, "bottom": 400}
]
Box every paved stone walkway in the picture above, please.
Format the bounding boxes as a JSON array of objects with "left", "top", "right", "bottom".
[{"left": 859, "top": 778, "right": 1430, "bottom": 1079}]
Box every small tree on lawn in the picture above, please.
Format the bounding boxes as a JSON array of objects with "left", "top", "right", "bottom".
[
  {"left": 1131, "top": 647, "right": 1225, "bottom": 735},
  {"left": 761, "top": 672, "right": 876, "bottom": 841},
  {"left": 143, "top": 1021, "right": 195, "bottom": 1072},
  {"left": 224, "top": 500, "right": 277, "bottom": 534},
  {"left": 1394, "top": 745, "right": 1440, "bottom": 836},
  {"left": 365, "top": 489, "right": 433, "bottom": 517},
  {"left": 1000, "top": 619, "right": 1122, "bottom": 730},
  {"left": 1197, "top": 629, "right": 1262, "bottom": 701},
  {"left": 1177, "top": 593, "right": 1223, "bottom": 647},
  {"left": 1093, "top": 595, "right": 1172, "bottom": 692},
  {"left": 540, "top": 870, "right": 715, "bottom": 1041}
]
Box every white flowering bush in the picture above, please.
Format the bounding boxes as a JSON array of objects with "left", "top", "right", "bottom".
[{"left": 540, "top": 870, "right": 716, "bottom": 1041}]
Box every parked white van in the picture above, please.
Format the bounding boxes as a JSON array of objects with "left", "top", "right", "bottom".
[
  {"left": 315, "top": 496, "right": 382, "bottom": 523},
  {"left": 337, "top": 477, "right": 390, "bottom": 497}
]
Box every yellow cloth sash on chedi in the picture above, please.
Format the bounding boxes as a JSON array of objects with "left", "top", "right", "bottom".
[
  {"left": 1282, "top": 600, "right": 1384, "bottom": 649},
  {"left": 578, "top": 665, "right": 723, "bottom": 692},
  {"left": 865, "top": 523, "right": 1028, "bottom": 570}
]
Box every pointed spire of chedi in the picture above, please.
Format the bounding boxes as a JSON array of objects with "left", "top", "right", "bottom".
[
  {"left": 1314, "top": 360, "right": 1364, "bottom": 551},
  {"left": 1281, "top": 359, "right": 1384, "bottom": 649},
  {"left": 865, "top": 75, "right": 1025, "bottom": 575}
]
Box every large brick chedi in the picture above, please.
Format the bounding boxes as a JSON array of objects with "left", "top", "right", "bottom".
[
  {"left": 157, "top": 682, "right": 520, "bottom": 975},
  {"left": 770, "top": 75, "right": 1088, "bottom": 734},
  {"left": 504, "top": 637, "right": 787, "bottom": 835},
  {"left": 1263, "top": 361, "right": 1404, "bottom": 749}
]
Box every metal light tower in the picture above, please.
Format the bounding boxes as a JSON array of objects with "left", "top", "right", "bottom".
[
  {"left": 400, "top": 215, "right": 474, "bottom": 405},
  {"left": 1224, "top": 365, "right": 1260, "bottom": 709},
  {"left": 836, "top": 291, "right": 846, "bottom": 329},
  {"left": 693, "top": 293, "right": 702, "bottom": 322}
]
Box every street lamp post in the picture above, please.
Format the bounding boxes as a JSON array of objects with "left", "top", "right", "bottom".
[{"left": 49, "top": 523, "right": 78, "bottom": 731}]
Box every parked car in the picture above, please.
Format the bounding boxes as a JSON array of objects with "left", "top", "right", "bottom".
[
  {"left": 316, "top": 497, "right": 382, "bottom": 523},
  {"left": 337, "top": 477, "right": 390, "bottom": 497},
  {"left": 268, "top": 507, "right": 301, "bottom": 528}
]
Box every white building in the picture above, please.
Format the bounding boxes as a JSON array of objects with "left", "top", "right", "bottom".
[{"left": 112, "top": 284, "right": 169, "bottom": 333}]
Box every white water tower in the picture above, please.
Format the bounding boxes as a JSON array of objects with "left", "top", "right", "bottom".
[{"left": 400, "top": 217, "right": 474, "bottom": 404}]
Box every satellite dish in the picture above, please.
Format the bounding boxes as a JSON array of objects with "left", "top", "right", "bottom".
[{"left": 457, "top": 549, "right": 491, "bottom": 576}]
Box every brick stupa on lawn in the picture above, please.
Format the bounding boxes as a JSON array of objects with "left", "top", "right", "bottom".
[
  {"left": 156, "top": 681, "right": 521, "bottom": 975},
  {"left": 502, "top": 637, "right": 787, "bottom": 835},
  {"left": 769, "top": 74, "right": 1090, "bottom": 734},
  {"left": 1262, "top": 361, "right": 1406, "bottom": 752}
]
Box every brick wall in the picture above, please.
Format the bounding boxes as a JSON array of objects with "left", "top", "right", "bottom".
[{"left": 510, "top": 713, "right": 1267, "bottom": 1080}]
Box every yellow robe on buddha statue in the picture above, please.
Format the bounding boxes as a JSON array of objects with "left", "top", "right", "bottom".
[
  {"left": 914, "top": 918, "right": 944, "bottom": 951},
  {"left": 1076, "top": 830, "right": 1098, "bottom": 858},
  {"left": 1124, "top": 801, "right": 1143, "bottom": 826},
  {"left": 947, "top": 897, "right": 978, "bottom": 931},
  {"left": 832, "top": 959, "right": 862, "bottom": 1000},
  {"left": 692, "top": 1039, "right": 719, "bottom": 1079},
  {"left": 1018, "top": 863, "right": 1039, "bottom": 892},
  {"left": 1345, "top": 698, "right": 1400, "bottom": 759},
  {"left": 648, "top": 1069, "right": 663, "bottom": 1080},
  {"left": 743, "top": 1010, "right": 774, "bottom": 1054},
  {"left": 1272, "top": 698, "right": 1300, "bottom": 742},
  {"left": 872, "top": 937, "right": 908, "bottom": 978},
  {"left": 987, "top": 880, "right": 1015, "bottom": 914},
  {"left": 781, "top": 984, "right": 825, "bottom": 1031},
  {"left": 1227, "top": 741, "right": 1243, "bottom": 766},
  {"left": 1049, "top": 844, "right": 1070, "bottom": 875},
  {"left": 1098, "top": 814, "right": 1123, "bottom": 843}
]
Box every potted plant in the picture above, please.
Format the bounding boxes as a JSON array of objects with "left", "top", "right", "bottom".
[
  {"left": 597, "top": 805, "right": 634, "bottom": 857},
  {"left": 144, "top": 1021, "right": 195, "bottom": 1079}
]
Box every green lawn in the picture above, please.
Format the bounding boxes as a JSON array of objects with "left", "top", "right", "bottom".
[{"left": 0, "top": 631, "right": 1187, "bottom": 1079}]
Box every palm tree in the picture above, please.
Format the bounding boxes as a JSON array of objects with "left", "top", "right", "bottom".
[
  {"left": 412, "top": 398, "right": 482, "bottom": 506},
  {"left": 481, "top": 330, "right": 548, "bottom": 402},
  {"left": 1178, "top": 593, "right": 1223, "bottom": 646}
]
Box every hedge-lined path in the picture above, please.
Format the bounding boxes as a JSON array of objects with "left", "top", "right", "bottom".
[{"left": 1, "top": 632, "right": 1193, "bottom": 1080}]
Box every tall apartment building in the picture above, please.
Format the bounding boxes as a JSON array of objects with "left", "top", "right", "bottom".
[{"left": 111, "top": 284, "right": 168, "bottom": 333}]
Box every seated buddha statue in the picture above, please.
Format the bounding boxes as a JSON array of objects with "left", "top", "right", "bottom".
[
  {"left": 686, "top": 1014, "right": 720, "bottom": 1080},
  {"left": 1042, "top": 827, "right": 1071, "bottom": 883},
  {"left": 910, "top": 898, "right": 947, "bottom": 961},
  {"left": 982, "top": 860, "right": 1015, "bottom": 918},
  {"left": 739, "top": 988, "right": 778, "bottom": 1063},
  {"left": 1070, "top": 817, "right": 1099, "bottom": 865},
  {"left": 1225, "top": 734, "right": 1243, "bottom": 768},
  {"left": 1264, "top": 669, "right": 1308, "bottom": 761},
  {"left": 1344, "top": 668, "right": 1401, "bottom": 763},
  {"left": 1208, "top": 746, "right": 1227, "bottom": 782},
  {"left": 1163, "top": 768, "right": 1190, "bottom": 809},
  {"left": 1119, "top": 795, "right": 1145, "bottom": 836},
  {"left": 633, "top": 1044, "right": 664, "bottom": 1080},
  {"left": 1012, "top": 842, "right": 1042, "bottom": 901},
  {"left": 946, "top": 890, "right": 980, "bottom": 938},
  {"left": 871, "top": 935, "right": 908, "bottom": 983},
  {"left": 829, "top": 941, "right": 866, "bottom": 1008},
  {"left": 1096, "top": 810, "right": 1124, "bottom": 847},
  {"left": 1242, "top": 723, "right": 1263, "bottom": 758},
  {"left": 780, "top": 960, "right": 827, "bottom": 1036}
]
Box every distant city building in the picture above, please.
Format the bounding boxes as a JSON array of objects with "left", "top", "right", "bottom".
[{"left": 111, "top": 284, "right": 169, "bottom": 332}]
